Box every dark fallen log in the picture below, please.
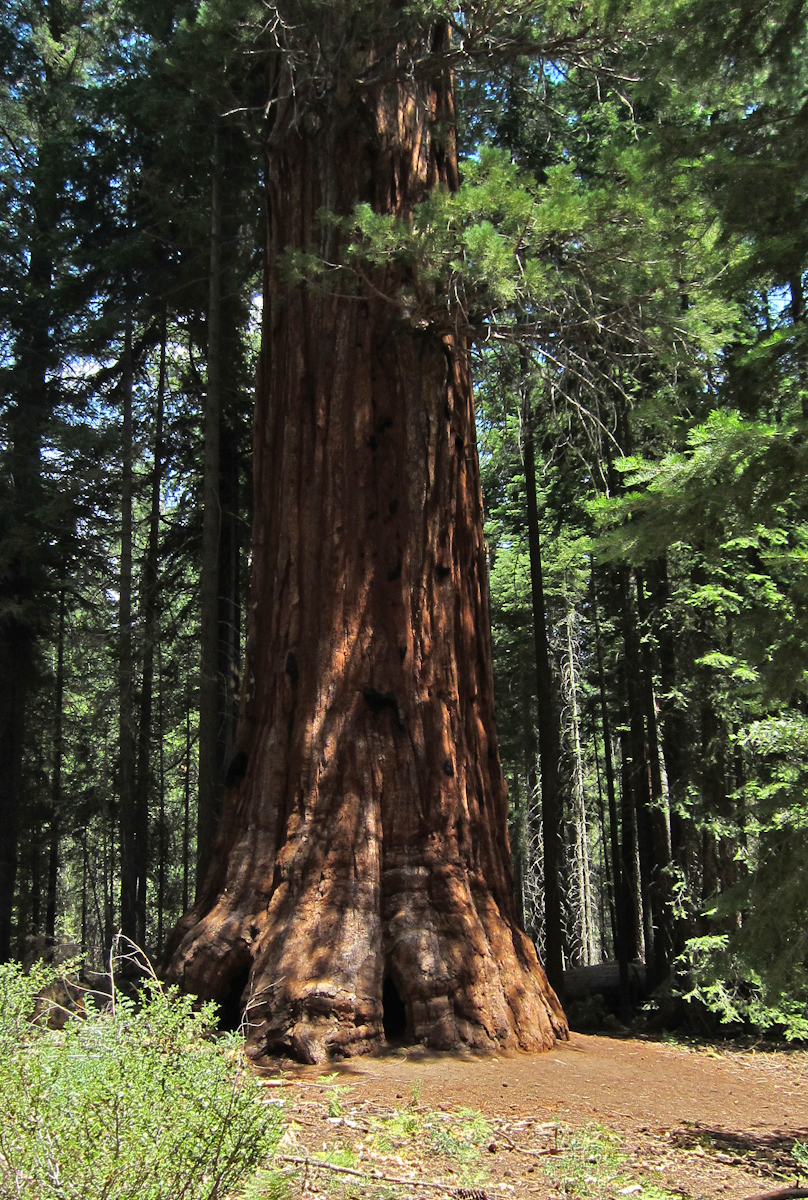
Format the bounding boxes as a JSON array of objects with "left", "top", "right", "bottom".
[
  {"left": 741, "top": 1189, "right": 808, "bottom": 1200},
  {"left": 560, "top": 960, "right": 649, "bottom": 1031},
  {"left": 563, "top": 961, "right": 647, "bottom": 1002}
]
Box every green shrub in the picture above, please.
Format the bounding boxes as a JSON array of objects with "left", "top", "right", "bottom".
[{"left": 0, "top": 961, "right": 282, "bottom": 1200}]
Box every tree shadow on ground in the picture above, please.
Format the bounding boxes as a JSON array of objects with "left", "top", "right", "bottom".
[{"left": 668, "top": 1123, "right": 808, "bottom": 1177}]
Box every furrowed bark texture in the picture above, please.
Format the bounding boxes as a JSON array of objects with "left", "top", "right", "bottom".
[{"left": 166, "top": 38, "right": 567, "bottom": 1063}]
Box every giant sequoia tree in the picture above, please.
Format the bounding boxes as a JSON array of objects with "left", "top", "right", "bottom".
[{"left": 164, "top": 0, "right": 568, "bottom": 1061}]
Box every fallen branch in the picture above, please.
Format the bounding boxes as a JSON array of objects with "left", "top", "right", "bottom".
[
  {"left": 741, "top": 1190, "right": 808, "bottom": 1200},
  {"left": 493, "top": 1127, "right": 562, "bottom": 1158},
  {"left": 275, "top": 1152, "right": 461, "bottom": 1194}
]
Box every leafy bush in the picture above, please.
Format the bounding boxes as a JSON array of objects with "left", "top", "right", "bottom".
[{"left": 0, "top": 961, "right": 282, "bottom": 1200}]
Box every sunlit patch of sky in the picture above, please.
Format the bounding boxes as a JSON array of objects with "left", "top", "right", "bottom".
[
  {"left": 248, "top": 291, "right": 263, "bottom": 339},
  {"left": 768, "top": 284, "right": 791, "bottom": 321}
]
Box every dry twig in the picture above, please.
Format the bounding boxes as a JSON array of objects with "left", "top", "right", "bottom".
[
  {"left": 275, "top": 1152, "right": 470, "bottom": 1194},
  {"left": 492, "top": 1126, "right": 562, "bottom": 1158}
]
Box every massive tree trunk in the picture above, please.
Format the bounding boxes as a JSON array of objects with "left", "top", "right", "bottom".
[{"left": 165, "top": 28, "right": 566, "bottom": 1063}]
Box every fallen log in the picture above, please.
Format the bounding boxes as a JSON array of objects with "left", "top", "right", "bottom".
[{"left": 741, "top": 1188, "right": 808, "bottom": 1200}]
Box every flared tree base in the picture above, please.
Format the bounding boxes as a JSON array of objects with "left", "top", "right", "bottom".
[{"left": 166, "top": 854, "right": 567, "bottom": 1063}]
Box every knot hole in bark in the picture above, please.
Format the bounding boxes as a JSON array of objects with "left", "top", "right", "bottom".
[
  {"left": 362, "top": 687, "right": 404, "bottom": 730},
  {"left": 285, "top": 651, "right": 299, "bottom": 689},
  {"left": 225, "top": 751, "right": 249, "bottom": 788},
  {"left": 382, "top": 973, "right": 408, "bottom": 1043},
  {"left": 218, "top": 964, "right": 252, "bottom": 1032}
]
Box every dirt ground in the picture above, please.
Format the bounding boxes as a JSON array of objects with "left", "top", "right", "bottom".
[{"left": 260, "top": 1033, "right": 808, "bottom": 1200}]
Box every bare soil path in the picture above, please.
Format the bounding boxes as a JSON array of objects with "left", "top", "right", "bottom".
[{"left": 265, "top": 1034, "right": 808, "bottom": 1200}]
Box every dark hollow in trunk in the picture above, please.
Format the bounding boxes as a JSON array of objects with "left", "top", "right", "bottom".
[{"left": 165, "top": 32, "right": 567, "bottom": 1064}]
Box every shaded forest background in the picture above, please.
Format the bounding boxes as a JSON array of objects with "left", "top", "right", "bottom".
[{"left": 2, "top": 0, "right": 808, "bottom": 1035}]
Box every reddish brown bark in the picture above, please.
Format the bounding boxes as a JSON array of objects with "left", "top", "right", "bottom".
[{"left": 165, "top": 33, "right": 566, "bottom": 1063}]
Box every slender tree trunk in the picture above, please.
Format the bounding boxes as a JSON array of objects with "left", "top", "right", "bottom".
[
  {"left": 30, "top": 818, "right": 42, "bottom": 939},
  {"left": 80, "top": 831, "right": 88, "bottom": 956},
  {"left": 593, "top": 569, "right": 632, "bottom": 1016},
  {"left": 45, "top": 587, "right": 66, "bottom": 946},
  {"left": 563, "top": 599, "right": 595, "bottom": 965},
  {"left": 118, "top": 310, "right": 137, "bottom": 946},
  {"left": 0, "top": 639, "right": 29, "bottom": 960},
  {"left": 217, "top": 399, "right": 243, "bottom": 795},
  {"left": 183, "top": 691, "right": 191, "bottom": 914},
  {"left": 619, "top": 565, "right": 658, "bottom": 974},
  {"left": 509, "top": 664, "right": 535, "bottom": 931},
  {"left": 619, "top": 730, "right": 643, "bottom": 960},
  {"left": 635, "top": 571, "right": 674, "bottom": 985},
  {"left": 90, "top": 866, "right": 105, "bottom": 961},
  {"left": 134, "top": 312, "right": 167, "bottom": 947},
  {"left": 522, "top": 417, "right": 565, "bottom": 995},
  {"left": 517, "top": 660, "right": 538, "bottom": 935},
  {"left": 519, "top": 663, "right": 545, "bottom": 954},
  {"left": 166, "top": 34, "right": 567, "bottom": 1061},
  {"left": 592, "top": 717, "right": 617, "bottom": 954},
  {"left": 102, "top": 799, "right": 115, "bottom": 957},
  {"left": 649, "top": 555, "right": 693, "bottom": 957},
  {"left": 699, "top": 692, "right": 734, "bottom": 926},
  {"left": 0, "top": 145, "right": 56, "bottom": 960},
  {"left": 157, "top": 642, "right": 167, "bottom": 956},
  {"left": 789, "top": 274, "right": 808, "bottom": 419},
  {"left": 198, "top": 122, "right": 224, "bottom": 887},
  {"left": 693, "top": 563, "right": 737, "bottom": 934}
]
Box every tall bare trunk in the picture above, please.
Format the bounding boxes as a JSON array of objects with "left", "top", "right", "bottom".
[
  {"left": 0, "top": 635, "right": 30, "bottom": 960},
  {"left": 619, "top": 566, "right": 654, "bottom": 962},
  {"left": 563, "top": 600, "right": 595, "bottom": 965},
  {"left": 790, "top": 275, "right": 808, "bottom": 419},
  {"left": 593, "top": 569, "right": 633, "bottom": 1016},
  {"left": 650, "top": 555, "right": 693, "bottom": 958},
  {"left": 134, "top": 311, "right": 167, "bottom": 947},
  {"left": 522, "top": 417, "right": 565, "bottom": 994},
  {"left": 45, "top": 587, "right": 66, "bottom": 946},
  {"left": 118, "top": 310, "right": 137, "bottom": 945},
  {"left": 183, "top": 690, "right": 192, "bottom": 915},
  {"left": 166, "top": 33, "right": 566, "bottom": 1061},
  {"left": 198, "top": 122, "right": 223, "bottom": 888},
  {"left": 635, "top": 571, "right": 674, "bottom": 986},
  {"left": 156, "top": 642, "right": 167, "bottom": 956},
  {"left": 0, "top": 141, "right": 56, "bottom": 960},
  {"left": 591, "top": 716, "right": 617, "bottom": 954}
]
